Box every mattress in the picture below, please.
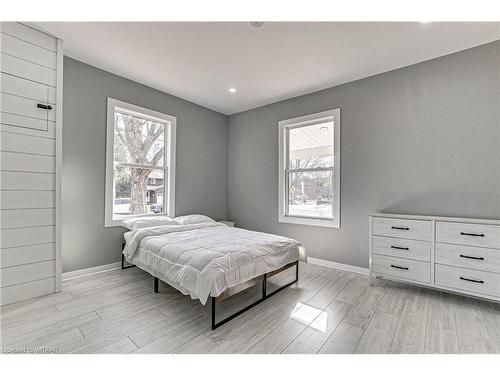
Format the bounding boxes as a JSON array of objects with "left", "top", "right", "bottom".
[{"left": 122, "top": 222, "right": 306, "bottom": 304}]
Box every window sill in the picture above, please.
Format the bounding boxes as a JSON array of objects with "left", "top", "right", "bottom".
[
  {"left": 278, "top": 215, "right": 340, "bottom": 228},
  {"left": 105, "top": 221, "right": 125, "bottom": 228}
]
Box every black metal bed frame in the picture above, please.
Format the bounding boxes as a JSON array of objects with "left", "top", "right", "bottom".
[
  {"left": 121, "top": 243, "right": 136, "bottom": 270},
  {"left": 209, "top": 261, "right": 299, "bottom": 330},
  {"left": 122, "top": 243, "right": 299, "bottom": 330}
]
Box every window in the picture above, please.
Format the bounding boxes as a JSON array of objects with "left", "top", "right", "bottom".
[
  {"left": 278, "top": 109, "right": 340, "bottom": 228},
  {"left": 105, "top": 98, "right": 176, "bottom": 227}
]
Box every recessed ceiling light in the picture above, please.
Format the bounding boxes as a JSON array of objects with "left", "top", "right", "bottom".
[
  {"left": 228, "top": 87, "right": 237, "bottom": 94},
  {"left": 249, "top": 22, "right": 264, "bottom": 28},
  {"left": 420, "top": 21, "right": 432, "bottom": 23}
]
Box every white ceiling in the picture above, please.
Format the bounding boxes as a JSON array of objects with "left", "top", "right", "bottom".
[{"left": 35, "top": 22, "right": 500, "bottom": 115}]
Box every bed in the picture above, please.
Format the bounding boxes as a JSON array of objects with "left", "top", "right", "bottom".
[{"left": 121, "top": 215, "right": 307, "bottom": 329}]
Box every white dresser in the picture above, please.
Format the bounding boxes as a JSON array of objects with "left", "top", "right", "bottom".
[
  {"left": 1, "top": 23, "right": 63, "bottom": 305},
  {"left": 369, "top": 214, "right": 500, "bottom": 302}
]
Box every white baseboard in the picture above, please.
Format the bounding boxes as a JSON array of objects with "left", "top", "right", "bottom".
[
  {"left": 308, "top": 257, "right": 369, "bottom": 275},
  {"left": 62, "top": 257, "right": 367, "bottom": 282},
  {"left": 62, "top": 261, "right": 122, "bottom": 281}
]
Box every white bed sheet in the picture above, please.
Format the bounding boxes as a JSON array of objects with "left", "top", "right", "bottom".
[{"left": 123, "top": 222, "right": 306, "bottom": 304}]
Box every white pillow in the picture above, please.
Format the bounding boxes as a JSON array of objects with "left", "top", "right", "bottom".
[
  {"left": 121, "top": 215, "right": 178, "bottom": 230},
  {"left": 174, "top": 214, "right": 215, "bottom": 225}
]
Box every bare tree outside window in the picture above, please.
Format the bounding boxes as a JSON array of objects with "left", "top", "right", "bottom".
[
  {"left": 287, "top": 157, "right": 323, "bottom": 198},
  {"left": 114, "top": 112, "right": 166, "bottom": 216}
]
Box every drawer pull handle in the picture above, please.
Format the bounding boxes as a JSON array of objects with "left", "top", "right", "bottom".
[
  {"left": 459, "top": 276, "right": 484, "bottom": 284},
  {"left": 391, "top": 265, "right": 409, "bottom": 270},
  {"left": 37, "top": 103, "right": 53, "bottom": 110},
  {"left": 391, "top": 245, "right": 409, "bottom": 251},
  {"left": 460, "top": 232, "right": 484, "bottom": 237},
  {"left": 391, "top": 226, "right": 409, "bottom": 231},
  {"left": 459, "top": 254, "right": 484, "bottom": 261}
]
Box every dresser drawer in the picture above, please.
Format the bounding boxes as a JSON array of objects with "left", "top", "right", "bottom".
[
  {"left": 372, "top": 236, "right": 430, "bottom": 262},
  {"left": 372, "top": 217, "right": 431, "bottom": 241},
  {"left": 435, "top": 264, "right": 500, "bottom": 298},
  {"left": 372, "top": 254, "right": 430, "bottom": 284},
  {"left": 435, "top": 243, "right": 500, "bottom": 273},
  {"left": 436, "top": 222, "right": 500, "bottom": 249}
]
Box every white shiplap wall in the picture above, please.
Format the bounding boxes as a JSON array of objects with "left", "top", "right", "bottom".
[{"left": 0, "top": 22, "right": 62, "bottom": 306}]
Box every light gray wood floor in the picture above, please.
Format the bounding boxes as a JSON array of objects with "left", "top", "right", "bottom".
[{"left": 1, "top": 262, "right": 500, "bottom": 354}]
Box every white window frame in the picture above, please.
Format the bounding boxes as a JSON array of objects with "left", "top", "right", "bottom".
[
  {"left": 105, "top": 98, "right": 176, "bottom": 227},
  {"left": 278, "top": 108, "right": 340, "bottom": 228}
]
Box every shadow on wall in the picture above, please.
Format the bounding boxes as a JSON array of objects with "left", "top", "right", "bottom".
[{"left": 376, "top": 190, "right": 500, "bottom": 219}]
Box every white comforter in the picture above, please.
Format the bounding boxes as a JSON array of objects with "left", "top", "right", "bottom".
[{"left": 123, "top": 222, "right": 306, "bottom": 304}]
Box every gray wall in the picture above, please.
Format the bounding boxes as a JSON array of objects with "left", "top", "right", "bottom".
[
  {"left": 63, "top": 57, "right": 228, "bottom": 272},
  {"left": 227, "top": 41, "right": 500, "bottom": 269}
]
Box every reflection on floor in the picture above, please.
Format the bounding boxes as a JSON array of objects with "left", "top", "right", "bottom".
[{"left": 1, "top": 262, "right": 500, "bottom": 354}]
